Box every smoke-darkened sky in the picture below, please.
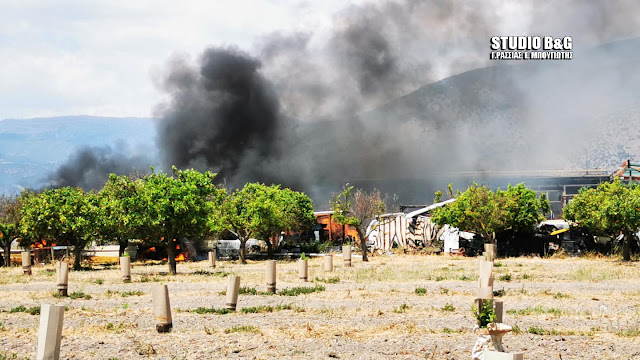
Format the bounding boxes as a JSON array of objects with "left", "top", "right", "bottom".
[{"left": 34, "top": 1, "right": 640, "bottom": 202}]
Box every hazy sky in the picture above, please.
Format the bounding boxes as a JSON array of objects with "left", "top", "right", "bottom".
[
  {"left": 2, "top": 1, "right": 633, "bottom": 120},
  {"left": 0, "top": 0, "right": 364, "bottom": 119},
  {"left": 0, "top": 0, "right": 539, "bottom": 120}
]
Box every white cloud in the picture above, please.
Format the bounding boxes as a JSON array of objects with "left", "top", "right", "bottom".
[{"left": 0, "top": 0, "right": 353, "bottom": 119}]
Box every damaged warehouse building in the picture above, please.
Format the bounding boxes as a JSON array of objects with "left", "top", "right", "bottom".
[{"left": 355, "top": 166, "right": 626, "bottom": 254}]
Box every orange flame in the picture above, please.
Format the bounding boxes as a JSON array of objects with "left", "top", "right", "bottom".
[
  {"left": 42, "top": 239, "right": 47, "bottom": 246},
  {"left": 162, "top": 253, "right": 187, "bottom": 262},
  {"left": 149, "top": 247, "right": 156, "bottom": 252},
  {"left": 176, "top": 245, "right": 180, "bottom": 250}
]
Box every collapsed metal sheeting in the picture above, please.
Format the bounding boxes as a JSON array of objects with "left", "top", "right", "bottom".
[{"left": 368, "top": 199, "right": 455, "bottom": 252}]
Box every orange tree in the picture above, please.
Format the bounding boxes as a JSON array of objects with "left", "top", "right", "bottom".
[
  {"left": 97, "top": 174, "right": 144, "bottom": 256},
  {"left": 0, "top": 194, "right": 22, "bottom": 267},
  {"left": 219, "top": 183, "right": 315, "bottom": 263},
  {"left": 564, "top": 180, "right": 640, "bottom": 261},
  {"left": 20, "top": 187, "right": 100, "bottom": 270},
  {"left": 135, "top": 167, "right": 224, "bottom": 274},
  {"left": 432, "top": 183, "right": 549, "bottom": 249}
]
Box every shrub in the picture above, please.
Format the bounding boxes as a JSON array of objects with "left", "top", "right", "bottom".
[
  {"left": 441, "top": 303, "right": 456, "bottom": 312},
  {"left": 121, "top": 290, "right": 144, "bottom": 297},
  {"left": 224, "top": 325, "right": 260, "bottom": 334},
  {"left": 472, "top": 300, "right": 495, "bottom": 328},
  {"left": 414, "top": 287, "right": 427, "bottom": 296},
  {"left": 278, "top": 285, "right": 325, "bottom": 296},
  {"left": 189, "top": 307, "right": 233, "bottom": 315},
  {"left": 241, "top": 306, "right": 273, "bottom": 314},
  {"left": 69, "top": 291, "right": 92, "bottom": 300},
  {"left": 10, "top": 305, "right": 40, "bottom": 315}
]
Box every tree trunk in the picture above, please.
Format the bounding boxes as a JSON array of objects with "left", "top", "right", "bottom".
[
  {"left": 266, "top": 234, "right": 274, "bottom": 260},
  {"left": 3, "top": 238, "right": 11, "bottom": 267},
  {"left": 166, "top": 240, "right": 177, "bottom": 275},
  {"left": 118, "top": 237, "right": 129, "bottom": 257},
  {"left": 623, "top": 232, "right": 631, "bottom": 261},
  {"left": 239, "top": 237, "right": 247, "bottom": 264},
  {"left": 73, "top": 244, "right": 83, "bottom": 271},
  {"left": 358, "top": 228, "right": 368, "bottom": 262}
]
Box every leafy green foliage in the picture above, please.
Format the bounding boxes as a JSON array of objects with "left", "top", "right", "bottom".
[
  {"left": 0, "top": 194, "right": 21, "bottom": 267},
  {"left": 97, "top": 174, "right": 144, "bottom": 255},
  {"left": 278, "top": 284, "right": 325, "bottom": 296},
  {"left": 564, "top": 180, "right": 640, "bottom": 260},
  {"left": 134, "top": 167, "right": 225, "bottom": 274},
  {"left": 69, "top": 291, "right": 92, "bottom": 300},
  {"left": 188, "top": 307, "right": 233, "bottom": 315},
  {"left": 219, "top": 183, "right": 314, "bottom": 263},
  {"left": 20, "top": 187, "right": 100, "bottom": 270},
  {"left": 414, "top": 287, "right": 427, "bottom": 295},
  {"left": 9, "top": 305, "right": 40, "bottom": 315},
  {"left": 432, "top": 183, "right": 549, "bottom": 242},
  {"left": 472, "top": 299, "right": 496, "bottom": 328},
  {"left": 120, "top": 290, "right": 144, "bottom": 297},
  {"left": 315, "top": 276, "right": 340, "bottom": 284}
]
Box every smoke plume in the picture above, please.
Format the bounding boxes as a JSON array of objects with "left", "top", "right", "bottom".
[
  {"left": 49, "top": 144, "right": 152, "bottom": 190},
  {"left": 51, "top": 0, "right": 640, "bottom": 204},
  {"left": 156, "top": 48, "right": 284, "bottom": 181}
]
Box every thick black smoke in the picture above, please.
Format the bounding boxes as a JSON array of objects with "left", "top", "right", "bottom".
[
  {"left": 48, "top": 144, "right": 151, "bottom": 190},
  {"left": 156, "top": 48, "right": 284, "bottom": 181}
]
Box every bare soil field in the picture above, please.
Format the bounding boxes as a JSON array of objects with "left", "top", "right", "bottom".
[{"left": 1, "top": 254, "right": 640, "bottom": 359}]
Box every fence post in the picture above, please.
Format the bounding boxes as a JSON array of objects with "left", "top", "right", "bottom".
[{"left": 35, "top": 304, "right": 64, "bottom": 360}]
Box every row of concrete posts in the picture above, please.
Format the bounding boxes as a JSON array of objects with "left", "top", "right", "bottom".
[{"left": 30, "top": 245, "right": 356, "bottom": 358}]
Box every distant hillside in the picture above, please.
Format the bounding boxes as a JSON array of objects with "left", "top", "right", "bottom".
[
  {"left": 0, "top": 116, "right": 156, "bottom": 193},
  {"left": 356, "top": 37, "right": 640, "bottom": 172},
  {"left": 287, "top": 38, "right": 640, "bottom": 202}
]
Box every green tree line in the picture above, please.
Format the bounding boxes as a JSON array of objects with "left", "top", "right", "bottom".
[{"left": 1, "top": 167, "right": 315, "bottom": 273}]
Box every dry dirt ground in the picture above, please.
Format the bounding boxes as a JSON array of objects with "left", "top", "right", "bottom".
[{"left": 1, "top": 254, "right": 640, "bottom": 359}]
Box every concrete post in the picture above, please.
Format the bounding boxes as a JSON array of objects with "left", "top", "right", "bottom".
[
  {"left": 21, "top": 251, "right": 31, "bottom": 275},
  {"left": 56, "top": 261, "right": 69, "bottom": 297},
  {"left": 479, "top": 274, "right": 494, "bottom": 288},
  {"left": 265, "top": 260, "right": 276, "bottom": 294},
  {"left": 225, "top": 275, "right": 240, "bottom": 311},
  {"left": 35, "top": 304, "right": 64, "bottom": 360},
  {"left": 484, "top": 351, "right": 523, "bottom": 360},
  {"left": 119, "top": 256, "right": 131, "bottom": 282},
  {"left": 151, "top": 284, "right": 172, "bottom": 333},
  {"left": 494, "top": 300, "right": 504, "bottom": 324},
  {"left": 208, "top": 250, "right": 216, "bottom": 268},
  {"left": 298, "top": 259, "right": 308, "bottom": 282},
  {"left": 324, "top": 254, "right": 333, "bottom": 272},
  {"left": 342, "top": 245, "right": 351, "bottom": 267},
  {"left": 477, "top": 286, "right": 494, "bottom": 299},
  {"left": 478, "top": 258, "right": 493, "bottom": 281},
  {"left": 484, "top": 243, "right": 496, "bottom": 261}
]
